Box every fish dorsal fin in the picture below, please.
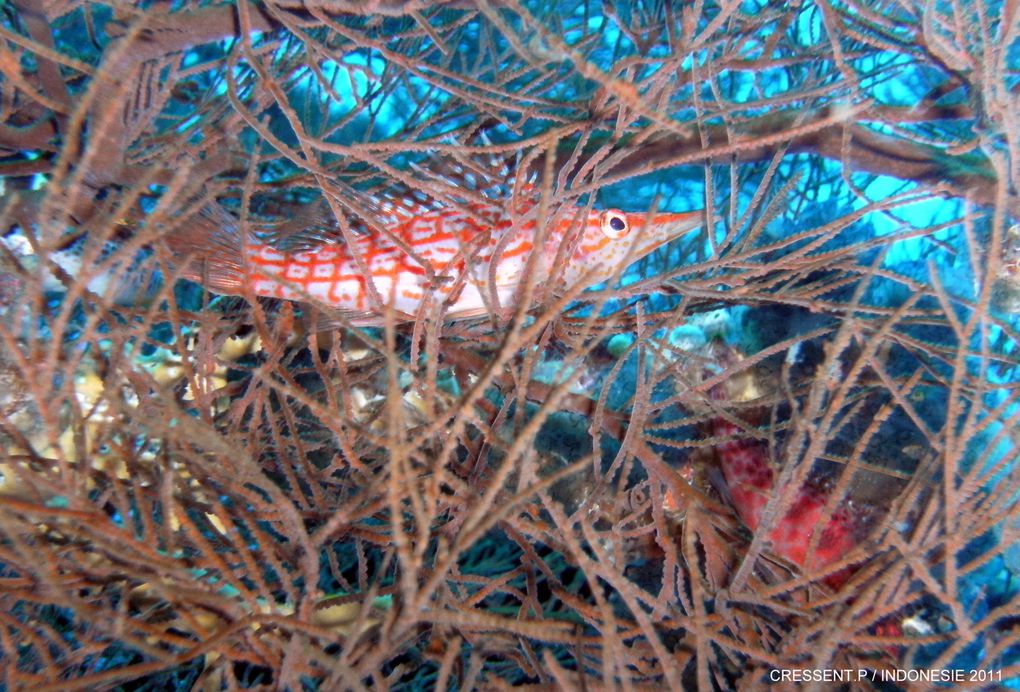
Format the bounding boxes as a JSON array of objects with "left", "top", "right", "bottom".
[
  {"left": 368, "top": 185, "right": 445, "bottom": 227},
  {"left": 364, "top": 157, "right": 513, "bottom": 222},
  {"left": 260, "top": 152, "right": 535, "bottom": 253},
  {"left": 259, "top": 197, "right": 375, "bottom": 253}
]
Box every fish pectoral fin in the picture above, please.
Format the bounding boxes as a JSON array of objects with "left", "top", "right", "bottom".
[
  {"left": 439, "top": 306, "right": 491, "bottom": 320},
  {"left": 425, "top": 274, "right": 455, "bottom": 287},
  {"left": 306, "top": 304, "right": 419, "bottom": 330}
]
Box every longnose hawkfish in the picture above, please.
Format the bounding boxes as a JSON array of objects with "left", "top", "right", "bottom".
[{"left": 167, "top": 193, "right": 702, "bottom": 325}]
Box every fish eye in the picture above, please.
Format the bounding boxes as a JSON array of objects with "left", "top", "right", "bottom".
[{"left": 599, "top": 210, "right": 630, "bottom": 239}]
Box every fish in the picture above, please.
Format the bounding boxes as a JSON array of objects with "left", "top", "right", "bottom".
[
  {"left": 705, "top": 373, "right": 908, "bottom": 650},
  {"left": 711, "top": 413, "right": 862, "bottom": 583},
  {"left": 166, "top": 195, "right": 702, "bottom": 325},
  {"left": 2, "top": 229, "right": 162, "bottom": 308},
  {"left": 706, "top": 352, "right": 871, "bottom": 589}
]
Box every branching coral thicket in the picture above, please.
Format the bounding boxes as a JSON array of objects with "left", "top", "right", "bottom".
[{"left": 0, "top": 1, "right": 1017, "bottom": 689}]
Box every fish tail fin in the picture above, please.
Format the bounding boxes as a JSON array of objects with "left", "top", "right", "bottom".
[{"left": 162, "top": 205, "right": 251, "bottom": 296}]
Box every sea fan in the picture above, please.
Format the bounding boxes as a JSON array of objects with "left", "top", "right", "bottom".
[{"left": 0, "top": 1, "right": 1017, "bottom": 689}]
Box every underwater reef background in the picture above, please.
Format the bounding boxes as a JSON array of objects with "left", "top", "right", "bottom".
[{"left": 0, "top": 0, "right": 1018, "bottom": 689}]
